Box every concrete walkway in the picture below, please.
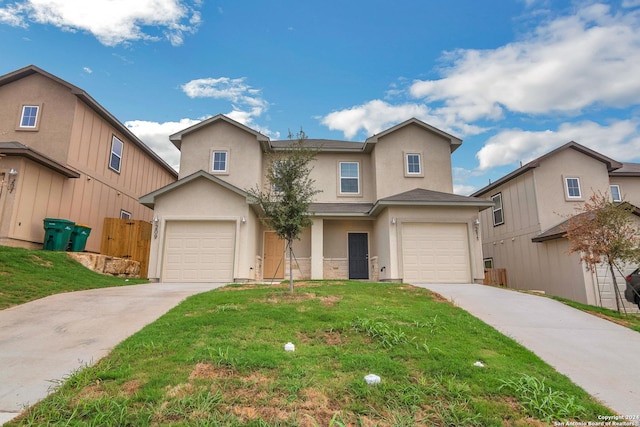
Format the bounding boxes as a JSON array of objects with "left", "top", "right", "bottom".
[
  {"left": 0, "top": 282, "right": 225, "bottom": 424},
  {"left": 417, "top": 284, "right": 640, "bottom": 417}
]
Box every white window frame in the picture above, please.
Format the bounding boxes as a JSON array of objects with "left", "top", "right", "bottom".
[
  {"left": 120, "top": 209, "right": 132, "bottom": 219},
  {"left": 109, "top": 136, "right": 124, "bottom": 173},
  {"left": 610, "top": 184, "right": 622, "bottom": 202},
  {"left": 565, "top": 177, "right": 582, "bottom": 199},
  {"left": 484, "top": 258, "right": 494, "bottom": 269},
  {"left": 339, "top": 161, "right": 360, "bottom": 195},
  {"left": 491, "top": 193, "right": 504, "bottom": 226},
  {"left": 19, "top": 105, "right": 39, "bottom": 129},
  {"left": 212, "top": 150, "right": 228, "bottom": 173},
  {"left": 405, "top": 153, "right": 423, "bottom": 177}
]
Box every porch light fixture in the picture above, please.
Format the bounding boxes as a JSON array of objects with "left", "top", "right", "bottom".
[
  {"left": 391, "top": 217, "right": 397, "bottom": 225},
  {"left": 8, "top": 168, "right": 18, "bottom": 194},
  {"left": 153, "top": 215, "right": 159, "bottom": 239},
  {"left": 473, "top": 218, "right": 480, "bottom": 239},
  {"left": 241, "top": 216, "right": 246, "bottom": 224}
]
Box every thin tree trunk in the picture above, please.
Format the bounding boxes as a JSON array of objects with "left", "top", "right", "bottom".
[
  {"left": 609, "top": 262, "right": 621, "bottom": 313},
  {"left": 289, "top": 239, "right": 294, "bottom": 293}
]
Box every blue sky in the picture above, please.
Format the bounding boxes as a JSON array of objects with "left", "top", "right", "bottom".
[{"left": 2, "top": 0, "right": 640, "bottom": 195}]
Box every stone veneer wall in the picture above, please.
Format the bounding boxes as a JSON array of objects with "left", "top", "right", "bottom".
[
  {"left": 285, "top": 257, "right": 311, "bottom": 280},
  {"left": 323, "top": 258, "right": 348, "bottom": 280}
]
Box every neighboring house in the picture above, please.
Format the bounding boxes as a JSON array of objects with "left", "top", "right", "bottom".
[
  {"left": 0, "top": 65, "right": 177, "bottom": 252},
  {"left": 472, "top": 141, "right": 640, "bottom": 311},
  {"left": 140, "top": 115, "right": 493, "bottom": 283}
]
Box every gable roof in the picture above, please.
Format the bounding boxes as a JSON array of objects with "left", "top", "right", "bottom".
[
  {"left": 169, "top": 114, "right": 270, "bottom": 150},
  {"left": 365, "top": 118, "right": 462, "bottom": 153},
  {"left": 472, "top": 141, "right": 623, "bottom": 197},
  {"left": 139, "top": 169, "right": 248, "bottom": 208},
  {"left": 0, "top": 141, "right": 80, "bottom": 178},
  {"left": 0, "top": 65, "right": 177, "bottom": 178}
]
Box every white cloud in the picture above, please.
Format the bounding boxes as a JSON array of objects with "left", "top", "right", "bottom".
[
  {"left": 322, "top": 4, "right": 640, "bottom": 141},
  {"left": 125, "top": 118, "right": 202, "bottom": 170},
  {"left": 0, "top": 3, "right": 27, "bottom": 27},
  {"left": 82, "top": 67, "right": 92, "bottom": 74},
  {"left": 453, "top": 184, "right": 477, "bottom": 196},
  {"left": 0, "top": 0, "right": 201, "bottom": 46},
  {"left": 477, "top": 119, "right": 640, "bottom": 170},
  {"left": 181, "top": 76, "right": 279, "bottom": 137},
  {"left": 322, "top": 100, "right": 439, "bottom": 139},
  {"left": 409, "top": 3, "right": 640, "bottom": 122}
]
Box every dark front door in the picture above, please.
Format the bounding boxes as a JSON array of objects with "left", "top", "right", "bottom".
[{"left": 348, "top": 233, "right": 369, "bottom": 279}]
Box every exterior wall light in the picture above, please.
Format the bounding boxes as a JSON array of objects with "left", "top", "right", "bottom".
[
  {"left": 153, "top": 215, "right": 159, "bottom": 239},
  {"left": 8, "top": 168, "right": 18, "bottom": 194}
]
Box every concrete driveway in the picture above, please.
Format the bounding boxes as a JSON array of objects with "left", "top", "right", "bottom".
[
  {"left": 0, "top": 282, "right": 225, "bottom": 424},
  {"left": 417, "top": 284, "right": 640, "bottom": 417}
]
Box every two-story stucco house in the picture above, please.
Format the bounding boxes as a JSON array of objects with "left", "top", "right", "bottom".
[
  {"left": 140, "top": 114, "right": 493, "bottom": 283},
  {"left": 0, "top": 65, "right": 178, "bottom": 252},
  {"left": 472, "top": 141, "right": 640, "bottom": 311}
]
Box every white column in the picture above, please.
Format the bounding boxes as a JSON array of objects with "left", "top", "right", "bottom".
[{"left": 311, "top": 217, "right": 324, "bottom": 280}]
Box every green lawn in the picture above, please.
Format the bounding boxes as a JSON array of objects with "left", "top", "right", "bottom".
[
  {"left": 0, "top": 246, "right": 147, "bottom": 309},
  {"left": 549, "top": 294, "right": 640, "bottom": 333},
  {"left": 10, "top": 281, "right": 612, "bottom": 426}
]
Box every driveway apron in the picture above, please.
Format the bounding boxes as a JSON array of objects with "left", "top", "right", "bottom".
[
  {"left": 0, "top": 282, "right": 224, "bottom": 424},
  {"left": 416, "top": 283, "right": 640, "bottom": 417}
]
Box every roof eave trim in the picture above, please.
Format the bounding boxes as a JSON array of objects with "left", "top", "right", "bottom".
[
  {"left": 139, "top": 170, "right": 248, "bottom": 207},
  {"left": 370, "top": 199, "right": 494, "bottom": 215},
  {"left": 0, "top": 147, "right": 80, "bottom": 178}
]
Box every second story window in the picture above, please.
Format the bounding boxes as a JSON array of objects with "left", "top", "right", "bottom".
[
  {"left": 20, "top": 105, "right": 39, "bottom": 128},
  {"left": 212, "top": 151, "right": 228, "bottom": 173},
  {"left": 109, "top": 136, "right": 123, "bottom": 173},
  {"left": 120, "top": 209, "right": 132, "bottom": 219},
  {"left": 406, "top": 153, "right": 422, "bottom": 175},
  {"left": 565, "top": 177, "right": 581, "bottom": 199},
  {"left": 610, "top": 185, "right": 622, "bottom": 202},
  {"left": 492, "top": 193, "right": 504, "bottom": 226},
  {"left": 339, "top": 162, "right": 360, "bottom": 194}
]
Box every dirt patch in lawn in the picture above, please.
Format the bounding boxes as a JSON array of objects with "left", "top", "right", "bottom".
[
  {"left": 427, "top": 291, "right": 451, "bottom": 304},
  {"left": 30, "top": 255, "right": 53, "bottom": 267}
]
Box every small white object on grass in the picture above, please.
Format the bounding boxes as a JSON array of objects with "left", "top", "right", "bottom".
[
  {"left": 364, "top": 374, "right": 381, "bottom": 384},
  {"left": 473, "top": 361, "right": 485, "bottom": 367},
  {"left": 284, "top": 342, "right": 295, "bottom": 352}
]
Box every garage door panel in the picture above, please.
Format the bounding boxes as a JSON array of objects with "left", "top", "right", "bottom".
[
  {"left": 163, "top": 221, "right": 235, "bottom": 283},
  {"left": 402, "top": 223, "right": 471, "bottom": 284}
]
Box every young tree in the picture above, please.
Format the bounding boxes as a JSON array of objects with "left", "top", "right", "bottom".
[
  {"left": 247, "top": 130, "right": 320, "bottom": 292},
  {"left": 565, "top": 191, "right": 640, "bottom": 312}
]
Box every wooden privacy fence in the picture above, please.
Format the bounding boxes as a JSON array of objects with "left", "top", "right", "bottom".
[
  {"left": 101, "top": 218, "right": 152, "bottom": 278},
  {"left": 484, "top": 268, "right": 507, "bottom": 287}
]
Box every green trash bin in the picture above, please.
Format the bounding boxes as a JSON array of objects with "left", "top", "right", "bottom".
[
  {"left": 43, "top": 218, "right": 75, "bottom": 251},
  {"left": 68, "top": 224, "right": 92, "bottom": 252}
]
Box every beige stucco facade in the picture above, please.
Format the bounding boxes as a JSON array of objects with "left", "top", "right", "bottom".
[
  {"left": 474, "top": 142, "right": 639, "bottom": 311},
  {"left": 142, "top": 115, "right": 491, "bottom": 284},
  {"left": 0, "top": 65, "right": 177, "bottom": 252}
]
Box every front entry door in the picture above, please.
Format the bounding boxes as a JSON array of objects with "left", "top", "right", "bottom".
[
  {"left": 264, "top": 232, "right": 285, "bottom": 279},
  {"left": 348, "top": 233, "right": 369, "bottom": 279}
]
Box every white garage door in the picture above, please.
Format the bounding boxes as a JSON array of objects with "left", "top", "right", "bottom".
[
  {"left": 402, "top": 222, "right": 471, "bottom": 283},
  {"left": 163, "top": 221, "right": 235, "bottom": 282}
]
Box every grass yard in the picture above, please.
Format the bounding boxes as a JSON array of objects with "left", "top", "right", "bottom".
[
  {"left": 9, "top": 281, "right": 612, "bottom": 426},
  {"left": 0, "top": 246, "right": 147, "bottom": 309},
  {"left": 549, "top": 295, "right": 640, "bottom": 333}
]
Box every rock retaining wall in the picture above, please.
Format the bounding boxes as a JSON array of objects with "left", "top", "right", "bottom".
[{"left": 67, "top": 253, "right": 141, "bottom": 278}]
